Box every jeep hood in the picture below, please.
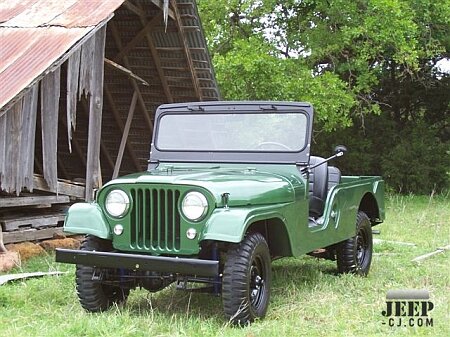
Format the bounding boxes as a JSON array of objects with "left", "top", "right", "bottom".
[{"left": 105, "top": 167, "right": 297, "bottom": 207}]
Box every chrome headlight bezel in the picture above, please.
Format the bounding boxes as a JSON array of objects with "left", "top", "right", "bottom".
[
  {"left": 181, "top": 191, "right": 208, "bottom": 222},
  {"left": 105, "top": 189, "right": 130, "bottom": 218}
]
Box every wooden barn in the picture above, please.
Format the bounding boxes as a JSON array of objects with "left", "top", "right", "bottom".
[{"left": 0, "top": 0, "right": 219, "bottom": 248}]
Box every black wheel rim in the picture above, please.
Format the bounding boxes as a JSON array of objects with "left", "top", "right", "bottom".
[
  {"left": 355, "top": 228, "right": 369, "bottom": 268},
  {"left": 249, "top": 255, "right": 265, "bottom": 309}
]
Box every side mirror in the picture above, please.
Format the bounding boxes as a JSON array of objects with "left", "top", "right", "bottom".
[{"left": 334, "top": 145, "right": 347, "bottom": 157}]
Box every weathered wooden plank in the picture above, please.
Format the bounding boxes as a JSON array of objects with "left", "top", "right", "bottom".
[
  {"left": 2, "top": 227, "right": 72, "bottom": 245},
  {"left": 78, "top": 34, "right": 95, "bottom": 99},
  {"left": 0, "top": 195, "right": 69, "bottom": 208},
  {"left": 41, "top": 68, "right": 61, "bottom": 192},
  {"left": 0, "top": 107, "right": 7, "bottom": 186},
  {"left": 85, "top": 26, "right": 106, "bottom": 201},
  {"left": 3, "top": 100, "right": 23, "bottom": 194},
  {"left": 113, "top": 91, "right": 138, "bottom": 179},
  {"left": 1, "top": 214, "right": 65, "bottom": 231},
  {"left": 33, "top": 175, "right": 85, "bottom": 198},
  {"left": 20, "top": 84, "right": 39, "bottom": 192},
  {"left": 67, "top": 48, "right": 81, "bottom": 153}
]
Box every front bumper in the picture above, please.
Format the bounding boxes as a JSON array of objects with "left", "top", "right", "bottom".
[{"left": 55, "top": 249, "right": 218, "bottom": 277}]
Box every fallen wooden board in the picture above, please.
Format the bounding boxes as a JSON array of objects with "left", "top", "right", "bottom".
[
  {"left": 373, "top": 239, "right": 416, "bottom": 247},
  {"left": 0, "top": 195, "right": 70, "bottom": 208},
  {"left": 412, "top": 245, "right": 450, "bottom": 263},
  {"left": 2, "top": 227, "right": 68, "bottom": 244},
  {"left": 0, "top": 271, "right": 67, "bottom": 286}
]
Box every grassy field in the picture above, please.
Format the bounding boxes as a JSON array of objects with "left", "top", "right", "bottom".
[{"left": 1, "top": 194, "right": 449, "bottom": 337}]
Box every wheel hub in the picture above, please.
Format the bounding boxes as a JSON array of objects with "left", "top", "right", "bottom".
[{"left": 250, "top": 261, "right": 265, "bottom": 306}]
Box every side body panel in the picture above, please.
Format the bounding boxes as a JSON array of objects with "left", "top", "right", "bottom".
[{"left": 297, "top": 176, "right": 384, "bottom": 253}]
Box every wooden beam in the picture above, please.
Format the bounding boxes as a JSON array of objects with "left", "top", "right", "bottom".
[
  {"left": 113, "top": 13, "right": 162, "bottom": 62},
  {"left": 33, "top": 175, "right": 85, "bottom": 199},
  {"left": 0, "top": 195, "right": 69, "bottom": 208},
  {"left": 1, "top": 213, "right": 66, "bottom": 232},
  {"left": 104, "top": 58, "right": 149, "bottom": 86},
  {"left": 170, "top": 0, "right": 202, "bottom": 99},
  {"left": 104, "top": 85, "right": 142, "bottom": 172},
  {"left": 2, "top": 227, "right": 73, "bottom": 245},
  {"left": 110, "top": 22, "right": 154, "bottom": 133},
  {"left": 113, "top": 91, "right": 138, "bottom": 179}
]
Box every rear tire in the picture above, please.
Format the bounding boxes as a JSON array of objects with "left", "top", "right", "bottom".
[
  {"left": 76, "top": 236, "right": 129, "bottom": 312},
  {"left": 336, "top": 211, "right": 373, "bottom": 275},
  {"left": 222, "top": 232, "right": 271, "bottom": 325}
]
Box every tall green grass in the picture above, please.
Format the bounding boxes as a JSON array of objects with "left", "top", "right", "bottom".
[{"left": 1, "top": 194, "right": 448, "bottom": 336}]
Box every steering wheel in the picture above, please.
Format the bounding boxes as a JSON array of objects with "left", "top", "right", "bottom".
[{"left": 256, "top": 142, "right": 292, "bottom": 151}]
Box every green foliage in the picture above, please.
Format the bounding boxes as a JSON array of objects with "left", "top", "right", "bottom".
[
  {"left": 213, "top": 37, "right": 355, "bottom": 130},
  {"left": 198, "top": 0, "right": 450, "bottom": 193},
  {"left": 381, "top": 124, "right": 450, "bottom": 194}
]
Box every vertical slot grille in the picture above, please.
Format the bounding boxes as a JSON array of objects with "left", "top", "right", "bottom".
[{"left": 130, "top": 188, "right": 181, "bottom": 252}]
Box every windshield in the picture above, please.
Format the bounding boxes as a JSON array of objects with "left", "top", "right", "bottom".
[{"left": 156, "top": 112, "right": 308, "bottom": 152}]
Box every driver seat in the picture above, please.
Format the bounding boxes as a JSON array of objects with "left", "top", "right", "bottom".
[{"left": 308, "top": 156, "right": 328, "bottom": 218}]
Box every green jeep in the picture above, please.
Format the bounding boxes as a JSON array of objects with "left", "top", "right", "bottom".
[{"left": 56, "top": 101, "right": 384, "bottom": 325}]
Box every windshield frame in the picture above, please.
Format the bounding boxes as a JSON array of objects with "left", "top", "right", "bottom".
[{"left": 149, "top": 101, "right": 313, "bottom": 165}]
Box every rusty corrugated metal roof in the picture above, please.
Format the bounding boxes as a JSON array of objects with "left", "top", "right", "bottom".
[
  {"left": 0, "top": 0, "right": 125, "bottom": 111},
  {"left": 1, "top": 0, "right": 220, "bottom": 187}
]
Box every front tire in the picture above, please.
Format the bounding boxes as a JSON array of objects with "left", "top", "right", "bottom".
[
  {"left": 336, "top": 211, "right": 373, "bottom": 275},
  {"left": 222, "top": 232, "right": 271, "bottom": 325},
  {"left": 76, "top": 236, "right": 129, "bottom": 312}
]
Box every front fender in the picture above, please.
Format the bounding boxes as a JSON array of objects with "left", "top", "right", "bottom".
[
  {"left": 63, "top": 203, "right": 112, "bottom": 239},
  {"left": 200, "top": 204, "right": 288, "bottom": 243}
]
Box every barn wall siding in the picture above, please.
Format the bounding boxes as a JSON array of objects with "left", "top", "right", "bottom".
[
  {"left": 85, "top": 26, "right": 107, "bottom": 200},
  {"left": 40, "top": 68, "right": 61, "bottom": 192},
  {"left": 19, "top": 84, "right": 39, "bottom": 192}
]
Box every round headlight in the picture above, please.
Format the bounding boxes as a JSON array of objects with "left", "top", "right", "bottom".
[
  {"left": 182, "top": 192, "right": 208, "bottom": 221},
  {"left": 105, "top": 189, "right": 130, "bottom": 218}
]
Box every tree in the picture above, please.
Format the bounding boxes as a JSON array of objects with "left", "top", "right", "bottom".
[{"left": 198, "top": 0, "right": 450, "bottom": 193}]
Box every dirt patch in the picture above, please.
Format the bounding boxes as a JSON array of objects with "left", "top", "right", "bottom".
[
  {"left": 6, "top": 242, "right": 46, "bottom": 261},
  {"left": 39, "top": 238, "right": 81, "bottom": 251}
]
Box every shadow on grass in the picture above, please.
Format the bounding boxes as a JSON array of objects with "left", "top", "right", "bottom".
[
  {"left": 125, "top": 285, "right": 225, "bottom": 322},
  {"left": 123, "top": 256, "right": 337, "bottom": 321}
]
